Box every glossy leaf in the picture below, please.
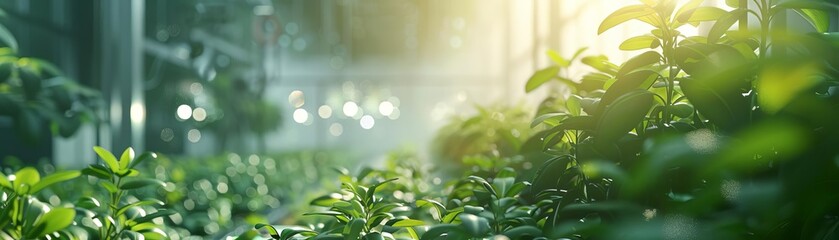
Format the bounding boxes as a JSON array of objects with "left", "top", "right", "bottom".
[
  {"left": 119, "top": 147, "right": 135, "bottom": 171},
  {"left": 677, "top": 7, "right": 726, "bottom": 23},
  {"left": 420, "top": 224, "right": 462, "bottom": 240},
  {"left": 82, "top": 165, "right": 111, "bottom": 179},
  {"left": 530, "top": 113, "right": 567, "bottom": 128},
  {"left": 14, "top": 167, "right": 40, "bottom": 193},
  {"left": 598, "top": 5, "right": 656, "bottom": 34},
  {"left": 29, "top": 170, "right": 80, "bottom": 194},
  {"left": 94, "top": 146, "right": 121, "bottom": 173},
  {"left": 525, "top": 66, "right": 560, "bottom": 93},
  {"left": 33, "top": 208, "right": 75, "bottom": 237},
  {"left": 619, "top": 35, "right": 658, "bottom": 51},
  {"left": 133, "top": 209, "right": 176, "bottom": 223},
  {"left": 128, "top": 152, "right": 157, "bottom": 169},
  {"left": 458, "top": 213, "right": 491, "bottom": 236},
  {"left": 100, "top": 181, "right": 118, "bottom": 193},
  {"left": 503, "top": 225, "right": 543, "bottom": 238},
  {"left": 595, "top": 90, "right": 654, "bottom": 146},
  {"left": 343, "top": 218, "right": 366, "bottom": 240},
  {"left": 775, "top": 1, "right": 837, "bottom": 32},
  {"left": 255, "top": 223, "right": 281, "bottom": 239},
  {"left": 708, "top": 9, "right": 748, "bottom": 44},
  {"left": 120, "top": 178, "right": 165, "bottom": 190},
  {"left": 392, "top": 219, "right": 425, "bottom": 227},
  {"left": 617, "top": 51, "right": 661, "bottom": 77}
]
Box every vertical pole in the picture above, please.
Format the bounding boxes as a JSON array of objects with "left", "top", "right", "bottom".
[{"left": 99, "top": 0, "right": 145, "bottom": 153}]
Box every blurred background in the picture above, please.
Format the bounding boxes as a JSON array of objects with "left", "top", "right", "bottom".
[
  {"left": 2, "top": 0, "right": 736, "bottom": 167},
  {"left": 2, "top": 0, "right": 836, "bottom": 238}
]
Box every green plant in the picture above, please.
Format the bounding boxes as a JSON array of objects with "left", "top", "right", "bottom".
[
  {"left": 79, "top": 146, "right": 174, "bottom": 240},
  {"left": 257, "top": 169, "right": 426, "bottom": 240},
  {"left": 0, "top": 167, "right": 80, "bottom": 239},
  {"left": 0, "top": 9, "right": 101, "bottom": 143}
]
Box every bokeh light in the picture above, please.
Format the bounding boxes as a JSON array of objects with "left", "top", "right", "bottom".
[
  {"left": 343, "top": 101, "right": 359, "bottom": 117},
  {"left": 288, "top": 90, "right": 305, "bottom": 108},
  {"left": 177, "top": 104, "right": 193, "bottom": 120},
  {"left": 360, "top": 115, "right": 375, "bottom": 129},
  {"left": 293, "top": 108, "right": 309, "bottom": 124}
]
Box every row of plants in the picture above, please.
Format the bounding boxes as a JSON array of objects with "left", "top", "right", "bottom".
[
  {"left": 1, "top": 148, "right": 342, "bottom": 239},
  {"left": 254, "top": 0, "right": 839, "bottom": 239}
]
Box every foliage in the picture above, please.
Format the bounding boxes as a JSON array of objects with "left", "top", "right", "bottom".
[
  {"left": 78, "top": 147, "right": 174, "bottom": 240},
  {"left": 263, "top": 0, "right": 839, "bottom": 239},
  {"left": 0, "top": 167, "right": 80, "bottom": 239},
  {"left": 0, "top": 10, "right": 101, "bottom": 143}
]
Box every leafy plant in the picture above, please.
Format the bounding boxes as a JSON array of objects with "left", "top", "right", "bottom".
[
  {"left": 79, "top": 146, "right": 174, "bottom": 240},
  {"left": 257, "top": 169, "right": 426, "bottom": 240},
  {"left": 0, "top": 9, "right": 101, "bottom": 143},
  {"left": 0, "top": 167, "right": 80, "bottom": 239}
]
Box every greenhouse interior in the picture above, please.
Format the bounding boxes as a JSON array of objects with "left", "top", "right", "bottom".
[{"left": 1, "top": 0, "right": 839, "bottom": 239}]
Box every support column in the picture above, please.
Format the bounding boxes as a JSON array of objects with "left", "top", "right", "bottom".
[{"left": 99, "top": 0, "right": 145, "bottom": 153}]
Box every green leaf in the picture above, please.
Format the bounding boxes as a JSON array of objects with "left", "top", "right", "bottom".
[
  {"left": 525, "top": 66, "right": 560, "bottom": 93},
  {"left": 133, "top": 209, "right": 176, "bottom": 223},
  {"left": 255, "top": 223, "right": 281, "bottom": 239},
  {"left": 420, "top": 224, "right": 463, "bottom": 240},
  {"left": 280, "top": 228, "right": 317, "bottom": 240},
  {"left": 794, "top": 9, "right": 830, "bottom": 33},
  {"left": 725, "top": 0, "right": 739, "bottom": 8},
  {"left": 75, "top": 196, "right": 101, "bottom": 209},
  {"left": 708, "top": 9, "right": 748, "bottom": 44},
  {"left": 120, "top": 178, "right": 165, "bottom": 190},
  {"left": 677, "top": 7, "right": 727, "bottom": 23},
  {"left": 669, "top": 102, "right": 695, "bottom": 118},
  {"left": 775, "top": 1, "right": 837, "bottom": 32},
  {"left": 34, "top": 208, "right": 75, "bottom": 237},
  {"left": 467, "top": 176, "right": 497, "bottom": 198},
  {"left": 757, "top": 62, "right": 821, "bottom": 114},
  {"left": 547, "top": 49, "right": 570, "bottom": 67},
  {"left": 82, "top": 165, "right": 112, "bottom": 179},
  {"left": 119, "top": 147, "right": 135, "bottom": 171},
  {"left": 343, "top": 218, "right": 366, "bottom": 240},
  {"left": 117, "top": 199, "right": 165, "bottom": 217},
  {"left": 595, "top": 90, "right": 654, "bottom": 147},
  {"left": 458, "top": 213, "right": 491, "bottom": 237},
  {"left": 128, "top": 152, "right": 157, "bottom": 170},
  {"left": 0, "top": 24, "right": 18, "bottom": 52},
  {"left": 29, "top": 170, "right": 80, "bottom": 194},
  {"left": 503, "top": 225, "right": 543, "bottom": 239},
  {"left": 567, "top": 95, "right": 582, "bottom": 116},
  {"left": 530, "top": 113, "right": 567, "bottom": 128},
  {"left": 392, "top": 219, "right": 425, "bottom": 227},
  {"left": 674, "top": 0, "right": 705, "bottom": 19},
  {"left": 13, "top": 167, "right": 40, "bottom": 194},
  {"left": 366, "top": 178, "right": 398, "bottom": 205},
  {"left": 619, "top": 35, "right": 659, "bottom": 51},
  {"left": 599, "top": 70, "right": 659, "bottom": 114},
  {"left": 93, "top": 146, "right": 121, "bottom": 173},
  {"left": 492, "top": 177, "right": 515, "bottom": 198},
  {"left": 581, "top": 55, "right": 618, "bottom": 75},
  {"left": 100, "top": 181, "right": 118, "bottom": 193},
  {"left": 310, "top": 193, "right": 342, "bottom": 207},
  {"left": 525, "top": 156, "right": 572, "bottom": 200},
  {"left": 598, "top": 5, "right": 656, "bottom": 34},
  {"left": 416, "top": 199, "right": 447, "bottom": 218},
  {"left": 617, "top": 51, "right": 662, "bottom": 77}
]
